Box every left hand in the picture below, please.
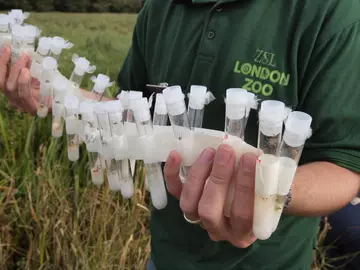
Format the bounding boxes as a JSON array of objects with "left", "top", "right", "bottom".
[{"left": 164, "top": 144, "right": 258, "bottom": 248}]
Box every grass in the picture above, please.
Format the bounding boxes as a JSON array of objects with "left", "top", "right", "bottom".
[{"left": 0, "top": 12, "right": 356, "bottom": 270}]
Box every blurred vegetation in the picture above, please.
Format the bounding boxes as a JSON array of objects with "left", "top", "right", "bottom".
[{"left": 0, "top": 0, "right": 143, "bottom": 13}]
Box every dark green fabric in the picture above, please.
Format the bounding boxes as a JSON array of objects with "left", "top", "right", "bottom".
[{"left": 118, "top": 0, "right": 360, "bottom": 269}]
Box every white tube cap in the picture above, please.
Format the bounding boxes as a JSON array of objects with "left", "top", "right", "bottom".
[
  {"left": 94, "top": 101, "right": 108, "bottom": 114},
  {"left": 155, "top": 93, "right": 167, "bottom": 115},
  {"left": 51, "top": 36, "right": 73, "bottom": 55},
  {"left": 42, "top": 56, "right": 58, "bottom": 70},
  {"left": 283, "top": 111, "right": 312, "bottom": 147},
  {"left": 23, "top": 25, "right": 40, "bottom": 41},
  {"left": 132, "top": 98, "right": 151, "bottom": 123},
  {"left": 259, "top": 100, "right": 287, "bottom": 137},
  {"left": 163, "top": 85, "right": 186, "bottom": 116},
  {"left": 188, "top": 85, "right": 215, "bottom": 110},
  {"left": 11, "top": 24, "right": 24, "bottom": 37},
  {"left": 37, "top": 37, "right": 52, "bottom": 56},
  {"left": 117, "top": 91, "right": 129, "bottom": 108},
  {"left": 91, "top": 74, "right": 114, "bottom": 94},
  {"left": 0, "top": 14, "right": 9, "bottom": 26},
  {"left": 53, "top": 73, "right": 68, "bottom": 92},
  {"left": 72, "top": 54, "right": 96, "bottom": 76},
  {"left": 128, "top": 91, "right": 144, "bottom": 110},
  {"left": 80, "top": 100, "right": 96, "bottom": 122},
  {"left": 226, "top": 88, "right": 250, "bottom": 119},
  {"left": 106, "top": 100, "right": 123, "bottom": 114},
  {"left": 64, "top": 95, "right": 79, "bottom": 114}
]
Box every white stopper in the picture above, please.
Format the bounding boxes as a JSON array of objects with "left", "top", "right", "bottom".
[
  {"left": 64, "top": 95, "right": 79, "bottom": 115},
  {"left": 155, "top": 93, "right": 167, "bottom": 115},
  {"left": 283, "top": 111, "right": 312, "bottom": 147},
  {"left": 163, "top": 85, "right": 186, "bottom": 116},
  {"left": 22, "top": 25, "right": 40, "bottom": 42},
  {"left": 72, "top": 54, "right": 96, "bottom": 76},
  {"left": 226, "top": 88, "right": 250, "bottom": 120},
  {"left": 80, "top": 100, "right": 96, "bottom": 122},
  {"left": 91, "top": 74, "right": 114, "bottom": 94},
  {"left": 51, "top": 36, "right": 73, "bottom": 55},
  {"left": 0, "top": 14, "right": 9, "bottom": 30},
  {"left": 259, "top": 100, "right": 286, "bottom": 137},
  {"left": 188, "top": 85, "right": 215, "bottom": 110},
  {"left": 42, "top": 56, "right": 58, "bottom": 70},
  {"left": 53, "top": 73, "right": 68, "bottom": 93},
  {"left": 106, "top": 100, "right": 124, "bottom": 123},
  {"left": 133, "top": 98, "right": 151, "bottom": 123},
  {"left": 11, "top": 24, "right": 23, "bottom": 38},
  {"left": 117, "top": 91, "right": 129, "bottom": 109},
  {"left": 37, "top": 37, "right": 52, "bottom": 56},
  {"left": 128, "top": 91, "right": 144, "bottom": 110},
  {"left": 9, "top": 9, "right": 29, "bottom": 25}
]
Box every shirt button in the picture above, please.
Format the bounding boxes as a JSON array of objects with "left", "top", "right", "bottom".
[
  {"left": 216, "top": 7, "right": 222, "bottom": 12},
  {"left": 207, "top": 31, "right": 215, "bottom": 39}
]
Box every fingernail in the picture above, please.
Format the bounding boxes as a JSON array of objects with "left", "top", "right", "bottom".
[
  {"left": 200, "top": 148, "right": 215, "bottom": 163},
  {"left": 217, "top": 145, "right": 234, "bottom": 165},
  {"left": 242, "top": 154, "right": 256, "bottom": 172}
]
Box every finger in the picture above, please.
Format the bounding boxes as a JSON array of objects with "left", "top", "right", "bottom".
[
  {"left": 6, "top": 54, "right": 30, "bottom": 98},
  {"left": 18, "top": 68, "right": 37, "bottom": 114},
  {"left": 198, "top": 144, "right": 236, "bottom": 237},
  {"left": 230, "top": 153, "right": 257, "bottom": 238},
  {"left": 180, "top": 148, "right": 215, "bottom": 222},
  {"left": 164, "top": 150, "right": 183, "bottom": 200},
  {"left": 0, "top": 46, "right": 11, "bottom": 91}
]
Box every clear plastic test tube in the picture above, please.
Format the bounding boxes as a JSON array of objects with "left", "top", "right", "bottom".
[
  {"left": 51, "top": 73, "right": 68, "bottom": 138},
  {"left": 80, "top": 101, "right": 104, "bottom": 186},
  {"left": 133, "top": 98, "right": 168, "bottom": 210},
  {"left": 68, "top": 54, "right": 96, "bottom": 99},
  {"left": 187, "top": 85, "right": 215, "bottom": 129},
  {"left": 49, "top": 36, "right": 73, "bottom": 61},
  {"left": 253, "top": 100, "right": 287, "bottom": 240},
  {"left": 106, "top": 100, "right": 134, "bottom": 198},
  {"left": 163, "top": 85, "right": 194, "bottom": 183},
  {"left": 223, "top": 88, "right": 258, "bottom": 217},
  {"left": 90, "top": 74, "right": 114, "bottom": 101},
  {"left": 272, "top": 111, "right": 312, "bottom": 232},
  {"left": 0, "top": 15, "right": 11, "bottom": 47},
  {"left": 10, "top": 24, "right": 23, "bottom": 64},
  {"left": 64, "top": 95, "right": 81, "bottom": 162},
  {"left": 21, "top": 24, "right": 40, "bottom": 54},
  {"left": 37, "top": 57, "right": 58, "bottom": 118},
  {"left": 29, "top": 37, "right": 52, "bottom": 83},
  {"left": 95, "top": 102, "right": 122, "bottom": 191},
  {"left": 153, "top": 93, "right": 168, "bottom": 126},
  {"left": 127, "top": 91, "right": 143, "bottom": 122}
]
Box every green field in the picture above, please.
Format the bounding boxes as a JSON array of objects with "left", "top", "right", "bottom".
[{"left": 0, "top": 12, "right": 350, "bottom": 270}]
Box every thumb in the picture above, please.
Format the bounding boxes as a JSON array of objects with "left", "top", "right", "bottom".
[
  {"left": 164, "top": 150, "right": 183, "bottom": 200},
  {"left": 0, "top": 46, "right": 11, "bottom": 90}
]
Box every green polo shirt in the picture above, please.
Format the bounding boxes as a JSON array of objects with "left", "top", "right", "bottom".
[{"left": 118, "top": 0, "right": 360, "bottom": 269}]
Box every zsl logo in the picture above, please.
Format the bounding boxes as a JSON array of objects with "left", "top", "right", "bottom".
[{"left": 233, "top": 49, "right": 291, "bottom": 97}]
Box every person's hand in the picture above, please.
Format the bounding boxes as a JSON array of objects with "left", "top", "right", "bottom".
[
  {"left": 164, "top": 144, "right": 258, "bottom": 248},
  {"left": 0, "top": 46, "right": 39, "bottom": 115}
]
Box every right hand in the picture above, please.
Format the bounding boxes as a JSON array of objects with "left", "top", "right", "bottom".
[{"left": 0, "top": 46, "right": 39, "bottom": 115}]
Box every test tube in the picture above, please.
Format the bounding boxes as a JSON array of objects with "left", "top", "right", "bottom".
[
  {"left": 187, "top": 85, "right": 215, "bottom": 129},
  {"left": 21, "top": 24, "right": 40, "bottom": 54},
  {"left": 29, "top": 37, "right": 52, "bottom": 83},
  {"left": 127, "top": 91, "right": 143, "bottom": 122},
  {"left": 133, "top": 98, "right": 168, "bottom": 210},
  {"left": 106, "top": 100, "right": 134, "bottom": 198},
  {"left": 0, "top": 15, "right": 11, "bottom": 47},
  {"left": 153, "top": 93, "right": 168, "bottom": 126},
  {"left": 80, "top": 101, "right": 104, "bottom": 186},
  {"left": 95, "top": 102, "right": 122, "bottom": 191},
  {"left": 90, "top": 74, "right": 114, "bottom": 101},
  {"left": 10, "top": 24, "right": 23, "bottom": 64},
  {"left": 253, "top": 100, "right": 287, "bottom": 240},
  {"left": 117, "top": 91, "right": 129, "bottom": 122},
  {"left": 51, "top": 73, "right": 68, "bottom": 138},
  {"left": 68, "top": 54, "right": 96, "bottom": 99},
  {"left": 223, "top": 88, "right": 258, "bottom": 217},
  {"left": 163, "top": 85, "right": 194, "bottom": 183},
  {"left": 64, "top": 95, "right": 80, "bottom": 162},
  {"left": 37, "top": 57, "right": 58, "bottom": 118},
  {"left": 272, "top": 111, "right": 312, "bottom": 232},
  {"left": 49, "top": 36, "right": 73, "bottom": 61}
]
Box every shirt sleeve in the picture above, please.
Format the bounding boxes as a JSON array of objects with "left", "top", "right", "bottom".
[
  {"left": 117, "top": 3, "right": 150, "bottom": 97},
  {"left": 298, "top": 21, "right": 360, "bottom": 173}
]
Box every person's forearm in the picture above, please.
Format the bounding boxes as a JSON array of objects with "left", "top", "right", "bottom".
[{"left": 285, "top": 162, "right": 360, "bottom": 217}]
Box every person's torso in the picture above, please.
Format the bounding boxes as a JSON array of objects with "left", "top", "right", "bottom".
[{"left": 138, "top": 0, "right": 357, "bottom": 269}]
